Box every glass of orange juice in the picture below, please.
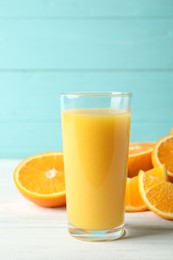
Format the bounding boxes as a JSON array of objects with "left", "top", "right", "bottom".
[{"left": 60, "top": 92, "right": 132, "bottom": 241}]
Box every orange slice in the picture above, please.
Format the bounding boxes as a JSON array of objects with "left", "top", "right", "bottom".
[
  {"left": 152, "top": 135, "right": 173, "bottom": 182},
  {"left": 139, "top": 165, "right": 173, "bottom": 220},
  {"left": 14, "top": 152, "right": 66, "bottom": 207},
  {"left": 125, "top": 165, "right": 166, "bottom": 212},
  {"left": 125, "top": 176, "right": 147, "bottom": 212},
  {"left": 128, "top": 143, "right": 154, "bottom": 178}
]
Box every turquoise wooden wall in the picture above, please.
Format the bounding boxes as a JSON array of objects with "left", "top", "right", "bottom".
[{"left": 0, "top": 0, "right": 173, "bottom": 158}]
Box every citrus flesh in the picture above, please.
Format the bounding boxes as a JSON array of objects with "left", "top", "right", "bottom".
[
  {"left": 125, "top": 176, "right": 147, "bottom": 212},
  {"left": 14, "top": 152, "right": 66, "bottom": 207},
  {"left": 128, "top": 143, "right": 154, "bottom": 178},
  {"left": 125, "top": 165, "right": 166, "bottom": 213},
  {"left": 152, "top": 135, "right": 173, "bottom": 182},
  {"left": 138, "top": 165, "right": 173, "bottom": 220}
]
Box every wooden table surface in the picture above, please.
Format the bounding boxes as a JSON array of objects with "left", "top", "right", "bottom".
[{"left": 1, "top": 160, "right": 173, "bottom": 260}]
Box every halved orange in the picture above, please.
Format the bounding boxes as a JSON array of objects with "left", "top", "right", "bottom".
[
  {"left": 139, "top": 165, "right": 173, "bottom": 220},
  {"left": 125, "top": 176, "right": 147, "bottom": 212},
  {"left": 152, "top": 135, "right": 173, "bottom": 182},
  {"left": 14, "top": 152, "right": 66, "bottom": 207},
  {"left": 128, "top": 143, "right": 154, "bottom": 178}
]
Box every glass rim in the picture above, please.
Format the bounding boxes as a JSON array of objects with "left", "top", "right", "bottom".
[{"left": 60, "top": 92, "right": 132, "bottom": 97}]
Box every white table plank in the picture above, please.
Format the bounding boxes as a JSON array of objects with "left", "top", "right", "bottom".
[{"left": 0, "top": 160, "right": 173, "bottom": 260}]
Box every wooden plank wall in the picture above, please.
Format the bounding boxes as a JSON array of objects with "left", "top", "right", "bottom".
[{"left": 0, "top": 0, "right": 173, "bottom": 158}]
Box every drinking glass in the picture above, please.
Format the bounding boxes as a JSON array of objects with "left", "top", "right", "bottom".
[{"left": 60, "top": 92, "right": 132, "bottom": 241}]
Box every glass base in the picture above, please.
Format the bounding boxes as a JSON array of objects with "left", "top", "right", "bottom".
[{"left": 68, "top": 224, "right": 126, "bottom": 242}]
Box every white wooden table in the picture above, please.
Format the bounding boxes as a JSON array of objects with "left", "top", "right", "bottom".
[{"left": 1, "top": 160, "right": 173, "bottom": 260}]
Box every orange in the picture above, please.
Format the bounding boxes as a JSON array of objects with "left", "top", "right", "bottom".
[
  {"left": 152, "top": 135, "right": 173, "bottom": 182},
  {"left": 170, "top": 128, "right": 173, "bottom": 134},
  {"left": 125, "top": 176, "right": 147, "bottom": 212},
  {"left": 14, "top": 152, "right": 66, "bottom": 207},
  {"left": 125, "top": 165, "right": 166, "bottom": 212},
  {"left": 125, "top": 165, "right": 167, "bottom": 212},
  {"left": 128, "top": 143, "right": 154, "bottom": 178},
  {"left": 138, "top": 165, "right": 173, "bottom": 220}
]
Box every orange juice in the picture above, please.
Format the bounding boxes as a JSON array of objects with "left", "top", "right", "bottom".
[{"left": 62, "top": 108, "right": 131, "bottom": 230}]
